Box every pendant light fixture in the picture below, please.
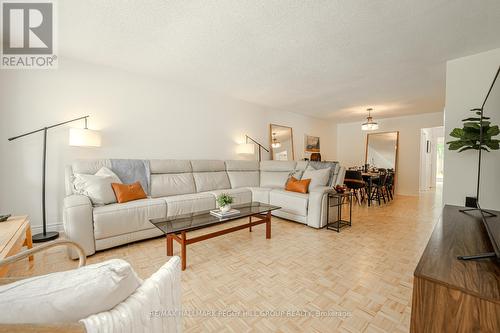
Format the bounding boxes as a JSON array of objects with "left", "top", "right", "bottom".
[
  {"left": 361, "top": 108, "right": 379, "bottom": 131},
  {"left": 271, "top": 132, "right": 281, "bottom": 148}
]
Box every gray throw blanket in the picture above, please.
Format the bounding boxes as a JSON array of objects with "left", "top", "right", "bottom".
[{"left": 110, "top": 159, "right": 151, "bottom": 195}]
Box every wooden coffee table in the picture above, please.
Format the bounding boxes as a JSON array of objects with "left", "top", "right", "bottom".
[
  {"left": 0, "top": 216, "right": 33, "bottom": 277},
  {"left": 150, "top": 202, "right": 280, "bottom": 270}
]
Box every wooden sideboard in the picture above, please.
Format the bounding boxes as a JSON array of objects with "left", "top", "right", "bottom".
[{"left": 410, "top": 205, "right": 500, "bottom": 332}]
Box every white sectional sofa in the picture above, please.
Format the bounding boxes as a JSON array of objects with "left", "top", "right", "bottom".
[{"left": 64, "top": 159, "right": 345, "bottom": 258}]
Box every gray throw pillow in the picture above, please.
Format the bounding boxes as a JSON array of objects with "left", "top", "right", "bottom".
[{"left": 308, "top": 161, "right": 339, "bottom": 186}]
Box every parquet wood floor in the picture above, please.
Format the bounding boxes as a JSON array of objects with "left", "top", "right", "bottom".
[{"left": 6, "top": 191, "right": 442, "bottom": 332}]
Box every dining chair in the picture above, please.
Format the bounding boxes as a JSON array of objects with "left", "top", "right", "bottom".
[
  {"left": 369, "top": 169, "right": 388, "bottom": 205},
  {"left": 344, "top": 170, "right": 366, "bottom": 204},
  {"left": 384, "top": 169, "right": 395, "bottom": 200}
]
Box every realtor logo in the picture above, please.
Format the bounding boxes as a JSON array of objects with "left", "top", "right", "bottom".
[{"left": 1, "top": 1, "right": 57, "bottom": 68}]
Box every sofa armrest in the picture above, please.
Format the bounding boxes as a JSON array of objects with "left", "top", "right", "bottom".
[
  {"left": 307, "top": 186, "right": 336, "bottom": 228},
  {"left": 63, "top": 195, "right": 95, "bottom": 259}
]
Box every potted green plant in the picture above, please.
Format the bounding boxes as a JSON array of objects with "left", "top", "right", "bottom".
[
  {"left": 447, "top": 108, "right": 499, "bottom": 152},
  {"left": 216, "top": 193, "right": 234, "bottom": 213}
]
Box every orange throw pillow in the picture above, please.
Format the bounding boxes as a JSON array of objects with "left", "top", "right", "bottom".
[
  {"left": 285, "top": 177, "right": 311, "bottom": 194},
  {"left": 111, "top": 182, "right": 147, "bottom": 203}
]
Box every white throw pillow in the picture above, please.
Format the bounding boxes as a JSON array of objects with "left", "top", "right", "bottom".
[
  {"left": 0, "top": 259, "right": 142, "bottom": 324},
  {"left": 73, "top": 167, "right": 122, "bottom": 205},
  {"left": 302, "top": 166, "right": 330, "bottom": 189},
  {"left": 95, "top": 167, "right": 121, "bottom": 183}
]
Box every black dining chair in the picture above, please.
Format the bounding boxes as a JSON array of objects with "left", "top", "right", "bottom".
[
  {"left": 385, "top": 170, "right": 395, "bottom": 200},
  {"left": 369, "top": 169, "right": 388, "bottom": 205},
  {"left": 344, "top": 170, "right": 366, "bottom": 204}
]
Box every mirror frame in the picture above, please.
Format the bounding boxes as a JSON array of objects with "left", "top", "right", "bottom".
[
  {"left": 365, "top": 131, "right": 399, "bottom": 186},
  {"left": 269, "top": 124, "right": 295, "bottom": 161}
]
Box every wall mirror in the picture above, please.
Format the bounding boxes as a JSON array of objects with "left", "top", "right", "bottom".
[
  {"left": 269, "top": 124, "right": 294, "bottom": 161},
  {"left": 365, "top": 131, "right": 399, "bottom": 170}
]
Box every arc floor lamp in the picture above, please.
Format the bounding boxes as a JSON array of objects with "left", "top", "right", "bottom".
[
  {"left": 237, "top": 135, "right": 269, "bottom": 161},
  {"left": 8, "top": 115, "right": 101, "bottom": 242}
]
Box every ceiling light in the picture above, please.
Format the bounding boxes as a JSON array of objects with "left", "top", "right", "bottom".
[
  {"left": 361, "top": 108, "right": 379, "bottom": 131},
  {"left": 271, "top": 132, "right": 281, "bottom": 148}
]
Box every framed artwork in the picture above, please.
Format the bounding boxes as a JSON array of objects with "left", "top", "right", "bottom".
[{"left": 304, "top": 134, "right": 320, "bottom": 153}]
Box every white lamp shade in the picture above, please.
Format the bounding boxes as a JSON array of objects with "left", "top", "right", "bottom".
[
  {"left": 69, "top": 128, "right": 101, "bottom": 147},
  {"left": 361, "top": 122, "right": 379, "bottom": 131},
  {"left": 236, "top": 143, "right": 255, "bottom": 155}
]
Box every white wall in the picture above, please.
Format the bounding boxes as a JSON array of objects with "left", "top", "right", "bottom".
[
  {"left": 336, "top": 112, "right": 444, "bottom": 196},
  {"left": 419, "top": 126, "right": 444, "bottom": 191},
  {"left": 0, "top": 58, "right": 335, "bottom": 231},
  {"left": 443, "top": 48, "right": 500, "bottom": 210}
]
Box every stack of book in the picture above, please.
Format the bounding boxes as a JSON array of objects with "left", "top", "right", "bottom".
[{"left": 210, "top": 209, "right": 240, "bottom": 218}]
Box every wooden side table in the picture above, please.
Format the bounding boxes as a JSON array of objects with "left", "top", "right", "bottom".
[{"left": 0, "top": 216, "right": 33, "bottom": 277}]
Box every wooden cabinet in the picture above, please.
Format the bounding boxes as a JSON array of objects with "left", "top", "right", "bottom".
[{"left": 410, "top": 205, "right": 500, "bottom": 332}]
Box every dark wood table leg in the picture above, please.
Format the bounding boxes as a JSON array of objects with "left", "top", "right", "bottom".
[
  {"left": 266, "top": 211, "right": 271, "bottom": 239},
  {"left": 181, "top": 231, "right": 187, "bottom": 271},
  {"left": 368, "top": 178, "right": 372, "bottom": 207},
  {"left": 248, "top": 216, "right": 252, "bottom": 232},
  {"left": 166, "top": 234, "right": 173, "bottom": 256}
]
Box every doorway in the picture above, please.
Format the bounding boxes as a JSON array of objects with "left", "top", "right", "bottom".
[{"left": 419, "top": 126, "right": 444, "bottom": 192}]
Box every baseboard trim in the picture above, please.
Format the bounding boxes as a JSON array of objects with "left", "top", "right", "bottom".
[{"left": 31, "top": 222, "right": 64, "bottom": 235}]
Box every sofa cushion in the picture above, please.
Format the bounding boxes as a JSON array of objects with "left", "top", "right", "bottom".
[
  {"left": 190, "top": 160, "right": 231, "bottom": 192},
  {"left": 190, "top": 160, "right": 226, "bottom": 172},
  {"left": 193, "top": 172, "right": 231, "bottom": 192},
  {"left": 72, "top": 159, "right": 112, "bottom": 174},
  {"left": 227, "top": 171, "right": 259, "bottom": 188},
  {"left": 302, "top": 166, "right": 331, "bottom": 189},
  {"left": 260, "top": 171, "right": 291, "bottom": 188},
  {"left": 150, "top": 173, "right": 196, "bottom": 198},
  {"left": 285, "top": 177, "right": 311, "bottom": 194},
  {"left": 269, "top": 189, "right": 309, "bottom": 217},
  {"left": 308, "top": 161, "right": 340, "bottom": 186},
  {"left": 73, "top": 173, "right": 119, "bottom": 206},
  {"left": 149, "top": 160, "right": 195, "bottom": 197},
  {"left": 150, "top": 159, "right": 192, "bottom": 174},
  {"left": 111, "top": 182, "right": 147, "bottom": 203},
  {"left": 260, "top": 160, "right": 297, "bottom": 172},
  {"left": 295, "top": 161, "right": 309, "bottom": 171},
  {"left": 259, "top": 160, "right": 297, "bottom": 188},
  {"left": 80, "top": 257, "right": 181, "bottom": 333},
  {"left": 0, "top": 259, "right": 141, "bottom": 324},
  {"left": 248, "top": 187, "right": 272, "bottom": 204},
  {"left": 93, "top": 198, "right": 166, "bottom": 240},
  {"left": 225, "top": 160, "right": 259, "bottom": 171},
  {"left": 208, "top": 188, "right": 252, "bottom": 206},
  {"left": 162, "top": 192, "right": 215, "bottom": 217},
  {"left": 225, "top": 160, "right": 260, "bottom": 188}
]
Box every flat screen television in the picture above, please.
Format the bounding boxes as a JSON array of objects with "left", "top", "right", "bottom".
[
  {"left": 458, "top": 65, "right": 500, "bottom": 261},
  {"left": 481, "top": 65, "right": 500, "bottom": 260}
]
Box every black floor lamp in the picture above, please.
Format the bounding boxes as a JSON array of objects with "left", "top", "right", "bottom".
[{"left": 8, "top": 115, "right": 101, "bottom": 242}]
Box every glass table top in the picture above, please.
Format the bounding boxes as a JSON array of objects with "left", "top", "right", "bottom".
[{"left": 150, "top": 202, "right": 281, "bottom": 234}]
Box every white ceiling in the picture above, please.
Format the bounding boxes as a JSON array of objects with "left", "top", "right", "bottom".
[{"left": 57, "top": 0, "right": 500, "bottom": 121}]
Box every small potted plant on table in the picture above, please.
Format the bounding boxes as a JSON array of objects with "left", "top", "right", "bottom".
[{"left": 216, "top": 193, "right": 234, "bottom": 213}]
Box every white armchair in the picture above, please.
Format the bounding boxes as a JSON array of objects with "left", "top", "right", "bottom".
[{"left": 0, "top": 240, "right": 181, "bottom": 333}]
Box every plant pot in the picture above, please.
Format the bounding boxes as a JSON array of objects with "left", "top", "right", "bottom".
[{"left": 220, "top": 205, "right": 231, "bottom": 213}]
